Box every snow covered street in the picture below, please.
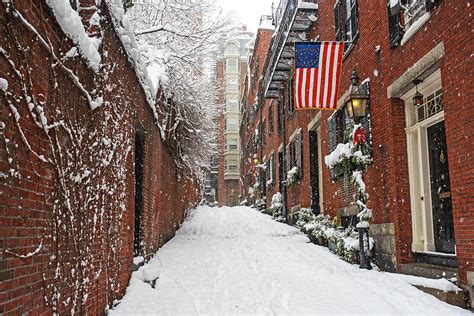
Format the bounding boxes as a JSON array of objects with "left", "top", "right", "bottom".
[{"left": 111, "top": 206, "right": 469, "bottom": 315}]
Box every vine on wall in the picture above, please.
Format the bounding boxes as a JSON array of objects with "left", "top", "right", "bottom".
[{"left": 0, "top": 2, "right": 139, "bottom": 313}]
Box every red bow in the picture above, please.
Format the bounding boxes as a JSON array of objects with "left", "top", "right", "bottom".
[{"left": 353, "top": 127, "right": 366, "bottom": 145}]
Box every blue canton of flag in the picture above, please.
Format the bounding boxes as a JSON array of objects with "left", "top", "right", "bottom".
[{"left": 295, "top": 42, "right": 321, "bottom": 68}]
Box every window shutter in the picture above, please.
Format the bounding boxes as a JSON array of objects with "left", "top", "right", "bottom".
[
  {"left": 334, "top": 1, "right": 342, "bottom": 41},
  {"left": 286, "top": 144, "right": 291, "bottom": 175},
  {"left": 272, "top": 153, "right": 276, "bottom": 184},
  {"left": 387, "top": 2, "right": 404, "bottom": 48},
  {"left": 328, "top": 115, "right": 338, "bottom": 153},
  {"left": 296, "top": 129, "right": 303, "bottom": 178},
  {"left": 328, "top": 115, "right": 338, "bottom": 181},
  {"left": 360, "top": 82, "right": 372, "bottom": 151}
]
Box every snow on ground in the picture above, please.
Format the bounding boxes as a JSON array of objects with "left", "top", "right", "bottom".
[{"left": 110, "top": 206, "right": 469, "bottom": 315}]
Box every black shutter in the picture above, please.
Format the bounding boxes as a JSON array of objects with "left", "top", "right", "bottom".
[
  {"left": 286, "top": 144, "right": 291, "bottom": 174},
  {"left": 334, "top": 1, "right": 342, "bottom": 41},
  {"left": 328, "top": 115, "right": 338, "bottom": 181},
  {"left": 328, "top": 115, "right": 338, "bottom": 153},
  {"left": 387, "top": 2, "right": 404, "bottom": 48},
  {"left": 296, "top": 129, "right": 303, "bottom": 179}
]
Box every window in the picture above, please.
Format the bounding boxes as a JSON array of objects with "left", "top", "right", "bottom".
[
  {"left": 227, "top": 79, "right": 238, "bottom": 92},
  {"left": 225, "top": 44, "right": 239, "bottom": 55},
  {"left": 227, "top": 99, "right": 238, "bottom": 111},
  {"left": 387, "top": 0, "right": 437, "bottom": 47},
  {"left": 226, "top": 58, "right": 238, "bottom": 72},
  {"left": 228, "top": 138, "right": 238, "bottom": 151},
  {"left": 286, "top": 129, "right": 303, "bottom": 181},
  {"left": 267, "top": 154, "right": 276, "bottom": 186},
  {"left": 403, "top": 0, "right": 427, "bottom": 29},
  {"left": 227, "top": 118, "right": 238, "bottom": 131},
  {"left": 228, "top": 160, "right": 238, "bottom": 172},
  {"left": 334, "top": 0, "right": 359, "bottom": 46}
]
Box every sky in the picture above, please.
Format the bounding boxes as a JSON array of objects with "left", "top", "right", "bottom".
[{"left": 215, "top": 0, "right": 276, "bottom": 34}]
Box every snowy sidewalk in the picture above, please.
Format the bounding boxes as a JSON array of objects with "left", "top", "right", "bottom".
[{"left": 110, "top": 206, "right": 469, "bottom": 315}]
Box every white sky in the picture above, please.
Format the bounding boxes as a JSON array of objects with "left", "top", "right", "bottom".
[{"left": 215, "top": 0, "right": 277, "bottom": 34}]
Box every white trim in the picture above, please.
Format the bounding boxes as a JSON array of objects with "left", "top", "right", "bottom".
[
  {"left": 308, "top": 112, "right": 322, "bottom": 131},
  {"left": 278, "top": 143, "right": 284, "bottom": 152},
  {"left": 289, "top": 128, "right": 300, "bottom": 142},
  {"left": 401, "top": 12, "right": 431, "bottom": 47}
]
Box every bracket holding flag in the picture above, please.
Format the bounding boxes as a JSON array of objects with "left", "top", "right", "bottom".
[{"left": 294, "top": 41, "right": 344, "bottom": 110}]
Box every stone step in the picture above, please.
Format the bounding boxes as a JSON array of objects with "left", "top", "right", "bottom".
[
  {"left": 400, "top": 263, "right": 469, "bottom": 309},
  {"left": 401, "top": 262, "right": 457, "bottom": 279}
]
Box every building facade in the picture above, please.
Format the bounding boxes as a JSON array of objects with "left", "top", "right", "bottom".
[
  {"left": 241, "top": 0, "right": 474, "bottom": 304},
  {"left": 216, "top": 27, "right": 254, "bottom": 206}
]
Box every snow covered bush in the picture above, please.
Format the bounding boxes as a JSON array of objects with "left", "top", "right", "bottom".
[
  {"left": 267, "top": 192, "right": 285, "bottom": 221},
  {"left": 295, "top": 209, "right": 374, "bottom": 264},
  {"left": 285, "top": 166, "right": 299, "bottom": 186}
]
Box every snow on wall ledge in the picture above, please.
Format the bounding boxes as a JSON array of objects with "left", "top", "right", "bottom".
[
  {"left": 46, "top": 0, "right": 102, "bottom": 72},
  {"left": 106, "top": 0, "right": 166, "bottom": 135}
]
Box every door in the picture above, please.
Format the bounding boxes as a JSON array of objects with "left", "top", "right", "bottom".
[
  {"left": 134, "top": 132, "right": 144, "bottom": 256},
  {"left": 309, "top": 131, "right": 320, "bottom": 214},
  {"left": 427, "top": 121, "right": 455, "bottom": 253}
]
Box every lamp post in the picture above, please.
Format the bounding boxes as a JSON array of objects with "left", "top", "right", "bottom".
[{"left": 345, "top": 70, "right": 372, "bottom": 270}]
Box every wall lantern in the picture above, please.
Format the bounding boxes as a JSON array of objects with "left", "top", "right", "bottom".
[
  {"left": 346, "top": 70, "right": 369, "bottom": 124},
  {"left": 412, "top": 78, "right": 424, "bottom": 107},
  {"left": 253, "top": 154, "right": 259, "bottom": 165}
]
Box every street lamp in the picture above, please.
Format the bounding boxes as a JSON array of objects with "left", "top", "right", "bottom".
[
  {"left": 346, "top": 70, "right": 369, "bottom": 124},
  {"left": 412, "top": 78, "right": 424, "bottom": 107}
]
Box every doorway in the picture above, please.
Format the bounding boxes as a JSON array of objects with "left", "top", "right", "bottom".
[
  {"left": 134, "top": 132, "right": 144, "bottom": 256},
  {"left": 309, "top": 130, "right": 320, "bottom": 214},
  {"left": 428, "top": 121, "right": 455, "bottom": 253}
]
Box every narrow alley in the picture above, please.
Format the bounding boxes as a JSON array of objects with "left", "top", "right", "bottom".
[{"left": 111, "top": 206, "right": 468, "bottom": 315}]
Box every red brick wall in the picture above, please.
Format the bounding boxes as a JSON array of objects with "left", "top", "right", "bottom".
[
  {"left": 0, "top": 1, "right": 199, "bottom": 314},
  {"left": 240, "top": 28, "right": 273, "bottom": 203}
]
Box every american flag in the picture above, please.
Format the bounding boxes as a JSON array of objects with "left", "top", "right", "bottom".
[{"left": 294, "top": 42, "right": 344, "bottom": 110}]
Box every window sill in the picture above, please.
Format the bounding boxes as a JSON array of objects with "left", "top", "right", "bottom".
[{"left": 401, "top": 12, "right": 431, "bottom": 46}]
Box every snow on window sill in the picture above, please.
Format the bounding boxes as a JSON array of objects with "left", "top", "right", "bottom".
[{"left": 401, "top": 12, "right": 431, "bottom": 47}]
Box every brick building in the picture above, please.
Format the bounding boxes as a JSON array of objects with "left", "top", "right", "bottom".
[
  {"left": 216, "top": 26, "right": 253, "bottom": 206},
  {"left": 240, "top": 16, "right": 274, "bottom": 206},
  {"left": 241, "top": 0, "right": 473, "bottom": 304},
  {"left": 0, "top": 1, "right": 199, "bottom": 314}
]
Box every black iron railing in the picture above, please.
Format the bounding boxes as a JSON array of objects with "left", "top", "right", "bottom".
[{"left": 264, "top": 0, "right": 317, "bottom": 97}]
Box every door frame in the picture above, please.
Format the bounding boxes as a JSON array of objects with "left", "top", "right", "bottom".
[{"left": 402, "top": 69, "right": 454, "bottom": 255}]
